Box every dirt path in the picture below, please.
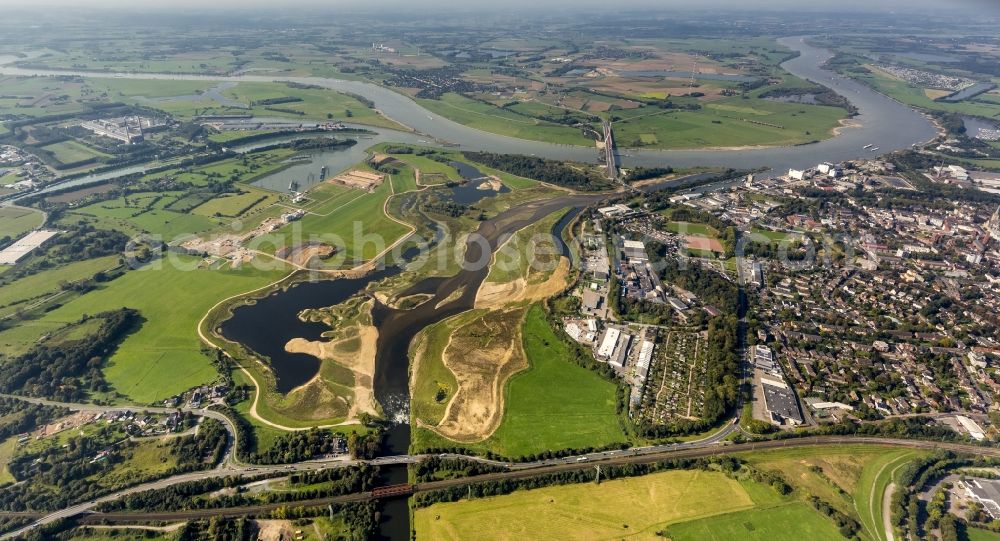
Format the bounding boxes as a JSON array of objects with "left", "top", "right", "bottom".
[{"left": 883, "top": 482, "right": 897, "bottom": 541}]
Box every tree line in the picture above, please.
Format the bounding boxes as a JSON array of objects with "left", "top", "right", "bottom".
[{"left": 462, "top": 151, "right": 613, "bottom": 191}]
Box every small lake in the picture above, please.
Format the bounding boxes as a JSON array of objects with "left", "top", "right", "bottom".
[
  {"left": 962, "top": 115, "right": 999, "bottom": 137},
  {"left": 446, "top": 161, "right": 510, "bottom": 205},
  {"left": 219, "top": 267, "right": 399, "bottom": 393}
]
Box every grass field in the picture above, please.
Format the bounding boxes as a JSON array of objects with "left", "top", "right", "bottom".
[
  {"left": 414, "top": 469, "right": 756, "bottom": 540},
  {"left": 663, "top": 501, "right": 846, "bottom": 541},
  {"left": 485, "top": 208, "right": 568, "bottom": 286},
  {"left": 859, "top": 66, "right": 1000, "bottom": 119},
  {"left": 412, "top": 306, "right": 625, "bottom": 457},
  {"left": 969, "top": 528, "right": 1000, "bottom": 541},
  {"left": 664, "top": 221, "right": 719, "bottom": 237},
  {"left": 613, "top": 99, "right": 845, "bottom": 149},
  {"left": 0, "top": 255, "right": 289, "bottom": 403},
  {"left": 191, "top": 187, "right": 280, "bottom": 218},
  {"left": 0, "top": 255, "right": 120, "bottom": 318},
  {"left": 417, "top": 90, "right": 845, "bottom": 149},
  {"left": 748, "top": 227, "right": 806, "bottom": 245},
  {"left": 416, "top": 444, "right": 915, "bottom": 540},
  {"left": 68, "top": 191, "right": 226, "bottom": 239},
  {"left": 0, "top": 436, "right": 16, "bottom": 485},
  {"left": 410, "top": 310, "right": 478, "bottom": 427},
  {"left": 41, "top": 140, "right": 109, "bottom": 164},
  {"left": 484, "top": 305, "right": 625, "bottom": 456},
  {"left": 0, "top": 206, "right": 44, "bottom": 239},
  {"left": 91, "top": 78, "right": 218, "bottom": 99},
  {"left": 375, "top": 144, "right": 539, "bottom": 191},
  {"left": 418, "top": 93, "right": 594, "bottom": 146},
  {"left": 853, "top": 450, "right": 922, "bottom": 541},
  {"left": 266, "top": 171, "right": 411, "bottom": 264}
]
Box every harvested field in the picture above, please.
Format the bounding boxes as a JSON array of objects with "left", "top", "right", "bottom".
[
  {"left": 44, "top": 183, "right": 116, "bottom": 204},
  {"left": 431, "top": 308, "right": 528, "bottom": 442},
  {"left": 331, "top": 169, "right": 384, "bottom": 191},
  {"left": 683, "top": 235, "right": 724, "bottom": 253}
]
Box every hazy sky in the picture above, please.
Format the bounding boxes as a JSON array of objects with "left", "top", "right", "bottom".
[{"left": 0, "top": 0, "right": 995, "bottom": 12}]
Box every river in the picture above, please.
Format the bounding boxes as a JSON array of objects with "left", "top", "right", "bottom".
[
  {"left": 0, "top": 35, "right": 937, "bottom": 183},
  {"left": 1, "top": 37, "right": 940, "bottom": 539}
]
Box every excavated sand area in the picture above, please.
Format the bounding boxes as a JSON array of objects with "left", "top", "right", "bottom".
[
  {"left": 284, "top": 325, "right": 379, "bottom": 422},
  {"left": 475, "top": 256, "right": 571, "bottom": 310},
  {"left": 431, "top": 308, "right": 528, "bottom": 442}
]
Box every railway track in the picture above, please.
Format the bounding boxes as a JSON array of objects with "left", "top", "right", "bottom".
[{"left": 4, "top": 435, "right": 992, "bottom": 526}]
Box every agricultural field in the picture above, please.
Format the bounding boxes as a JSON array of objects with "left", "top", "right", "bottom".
[
  {"left": 634, "top": 329, "right": 708, "bottom": 424},
  {"left": 0, "top": 254, "right": 289, "bottom": 403},
  {"left": 0, "top": 206, "right": 44, "bottom": 239},
  {"left": 415, "top": 469, "right": 764, "bottom": 540},
  {"left": 416, "top": 444, "right": 923, "bottom": 541}
]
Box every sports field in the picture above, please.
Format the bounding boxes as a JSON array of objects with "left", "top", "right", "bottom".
[
  {"left": 0, "top": 206, "right": 44, "bottom": 239},
  {"left": 749, "top": 227, "right": 805, "bottom": 244},
  {"left": 0, "top": 255, "right": 289, "bottom": 403},
  {"left": 664, "top": 221, "right": 719, "bottom": 237},
  {"left": 414, "top": 469, "right": 756, "bottom": 540}
]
